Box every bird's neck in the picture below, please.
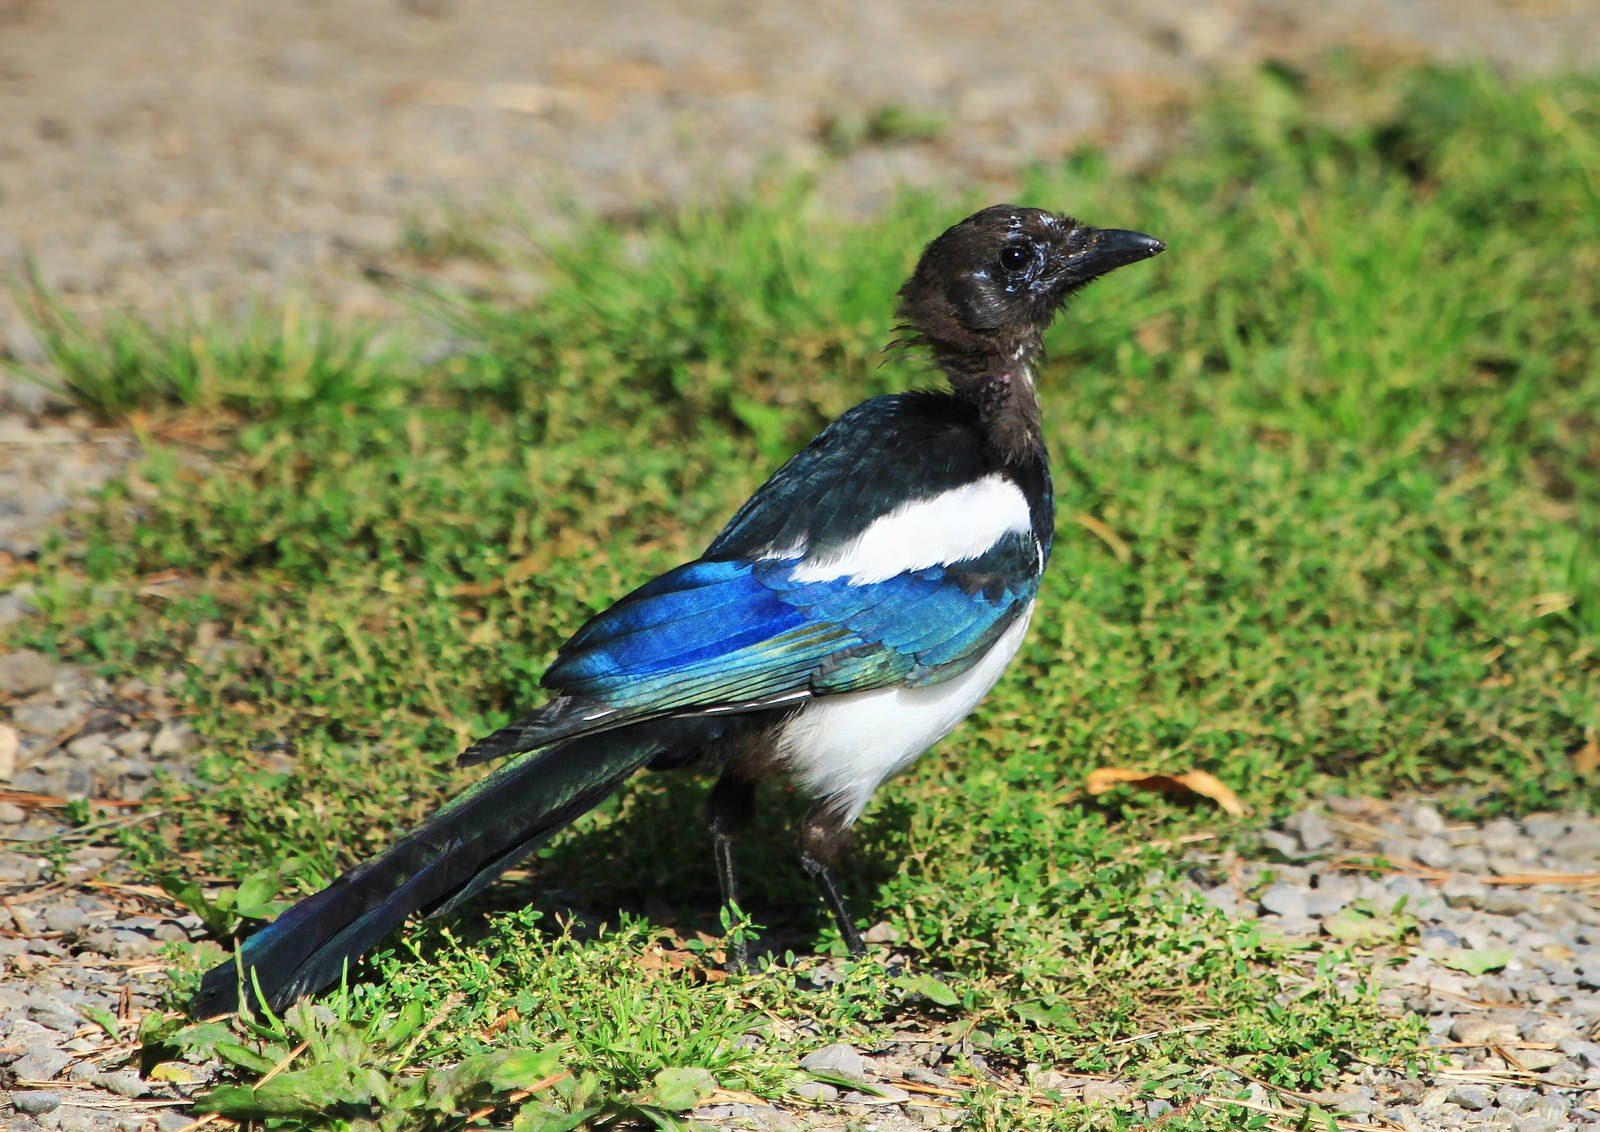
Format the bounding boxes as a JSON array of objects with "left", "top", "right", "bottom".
[{"left": 935, "top": 339, "right": 1046, "bottom": 466}]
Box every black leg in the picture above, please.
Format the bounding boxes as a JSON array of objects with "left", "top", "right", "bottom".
[
  {"left": 707, "top": 774, "right": 756, "bottom": 972},
  {"left": 799, "top": 852, "right": 866, "bottom": 957},
  {"left": 799, "top": 803, "right": 865, "bottom": 957}
]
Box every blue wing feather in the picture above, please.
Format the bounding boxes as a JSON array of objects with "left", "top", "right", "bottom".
[
  {"left": 543, "top": 392, "right": 1049, "bottom": 719},
  {"left": 545, "top": 534, "right": 1037, "bottom": 711}
]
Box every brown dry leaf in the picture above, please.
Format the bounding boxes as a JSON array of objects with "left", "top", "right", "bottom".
[
  {"left": 1574, "top": 730, "right": 1600, "bottom": 778},
  {"left": 1085, "top": 767, "right": 1246, "bottom": 817}
]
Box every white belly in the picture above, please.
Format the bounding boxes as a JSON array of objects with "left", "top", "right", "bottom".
[{"left": 774, "top": 603, "right": 1034, "bottom": 825}]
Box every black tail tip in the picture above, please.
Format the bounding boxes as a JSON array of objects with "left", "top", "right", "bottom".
[
  {"left": 190, "top": 954, "right": 259, "bottom": 1018},
  {"left": 190, "top": 958, "right": 279, "bottom": 1018}
]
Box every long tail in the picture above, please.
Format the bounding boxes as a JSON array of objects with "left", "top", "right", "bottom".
[{"left": 190, "top": 725, "right": 669, "bottom": 1017}]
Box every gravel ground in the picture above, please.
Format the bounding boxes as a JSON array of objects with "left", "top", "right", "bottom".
[{"left": 2, "top": 1, "right": 1598, "bottom": 1128}]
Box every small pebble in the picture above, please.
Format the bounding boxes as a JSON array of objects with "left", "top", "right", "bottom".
[
  {"left": 150, "top": 720, "right": 195, "bottom": 757},
  {"left": 0, "top": 649, "right": 56, "bottom": 696},
  {"left": 1513, "top": 1118, "right": 1560, "bottom": 1132},
  {"left": 0, "top": 722, "right": 17, "bottom": 779},
  {"left": 1285, "top": 808, "right": 1333, "bottom": 850},
  {"left": 1450, "top": 1015, "right": 1521, "bottom": 1045},
  {"left": 1408, "top": 805, "right": 1446, "bottom": 836},
  {"left": 844, "top": 1083, "right": 909, "bottom": 1103},
  {"left": 1447, "top": 1084, "right": 1492, "bottom": 1111},
  {"left": 11, "top": 1089, "right": 62, "bottom": 1114},
  {"left": 799, "top": 1043, "right": 866, "bottom": 1081},
  {"left": 1495, "top": 1086, "right": 1538, "bottom": 1114},
  {"left": 792, "top": 1081, "right": 838, "bottom": 1103},
  {"left": 1259, "top": 883, "right": 1306, "bottom": 918},
  {"left": 1082, "top": 1079, "right": 1130, "bottom": 1104}
]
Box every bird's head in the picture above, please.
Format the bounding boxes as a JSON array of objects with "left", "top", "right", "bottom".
[{"left": 896, "top": 204, "right": 1165, "bottom": 370}]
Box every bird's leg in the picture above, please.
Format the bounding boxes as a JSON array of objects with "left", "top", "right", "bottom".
[
  {"left": 799, "top": 804, "right": 865, "bottom": 958},
  {"left": 707, "top": 773, "right": 756, "bottom": 972}
]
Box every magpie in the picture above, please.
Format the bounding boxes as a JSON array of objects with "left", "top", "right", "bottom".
[{"left": 191, "top": 205, "right": 1164, "bottom": 1016}]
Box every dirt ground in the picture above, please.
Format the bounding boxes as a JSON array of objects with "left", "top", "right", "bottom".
[{"left": 2, "top": 0, "right": 1598, "bottom": 366}]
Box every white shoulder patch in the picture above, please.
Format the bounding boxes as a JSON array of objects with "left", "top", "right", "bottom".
[{"left": 787, "top": 473, "right": 1033, "bottom": 585}]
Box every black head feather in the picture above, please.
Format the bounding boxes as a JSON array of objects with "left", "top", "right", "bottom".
[
  {"left": 892, "top": 204, "right": 1164, "bottom": 460},
  {"left": 896, "top": 204, "right": 1164, "bottom": 365}
]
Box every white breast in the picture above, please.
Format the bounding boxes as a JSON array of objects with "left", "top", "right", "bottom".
[{"left": 774, "top": 603, "right": 1034, "bottom": 825}]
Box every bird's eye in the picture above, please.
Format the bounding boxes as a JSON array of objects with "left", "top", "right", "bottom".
[{"left": 998, "top": 243, "right": 1034, "bottom": 274}]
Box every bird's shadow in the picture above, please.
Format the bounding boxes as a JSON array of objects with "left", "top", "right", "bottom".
[{"left": 445, "top": 770, "right": 906, "bottom": 963}]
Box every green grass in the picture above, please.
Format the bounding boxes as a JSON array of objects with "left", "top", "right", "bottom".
[{"left": 8, "top": 58, "right": 1599, "bottom": 1129}]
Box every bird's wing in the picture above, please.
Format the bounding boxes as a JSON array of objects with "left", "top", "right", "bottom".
[
  {"left": 461, "top": 393, "right": 1049, "bottom": 766},
  {"left": 545, "top": 526, "right": 1040, "bottom": 714}
]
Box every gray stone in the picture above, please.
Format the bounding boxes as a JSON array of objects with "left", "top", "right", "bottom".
[
  {"left": 1532, "top": 1093, "right": 1572, "bottom": 1117},
  {"left": 1448, "top": 1084, "right": 1492, "bottom": 1110},
  {"left": 149, "top": 721, "right": 194, "bottom": 758},
  {"left": 1560, "top": 823, "right": 1600, "bottom": 860},
  {"left": 1512, "top": 1049, "right": 1567, "bottom": 1071},
  {"left": 11, "top": 702, "right": 83, "bottom": 736},
  {"left": 13, "top": 1043, "right": 72, "bottom": 1081},
  {"left": 1259, "top": 883, "right": 1307, "bottom": 919},
  {"left": 844, "top": 1083, "right": 909, "bottom": 1103},
  {"left": 28, "top": 1005, "right": 82, "bottom": 1034},
  {"left": 1082, "top": 1079, "right": 1130, "bottom": 1104},
  {"left": 1197, "top": 884, "right": 1238, "bottom": 915},
  {"left": 1481, "top": 817, "right": 1521, "bottom": 849},
  {"left": 1450, "top": 1015, "right": 1521, "bottom": 1045},
  {"left": 792, "top": 1081, "right": 838, "bottom": 1103},
  {"left": 154, "top": 919, "right": 192, "bottom": 942},
  {"left": 1442, "top": 877, "right": 1489, "bottom": 909},
  {"left": 1284, "top": 807, "right": 1334, "bottom": 851},
  {"left": 907, "top": 1103, "right": 948, "bottom": 1127},
  {"left": 11, "top": 1090, "right": 62, "bottom": 1114},
  {"left": 1559, "top": 1038, "right": 1600, "bottom": 1068},
  {"left": 65, "top": 733, "right": 117, "bottom": 761},
  {"left": 1317, "top": 1090, "right": 1375, "bottom": 1114},
  {"left": 1496, "top": 1087, "right": 1539, "bottom": 1114},
  {"left": 0, "top": 648, "right": 56, "bottom": 696},
  {"left": 0, "top": 722, "right": 17, "bottom": 779},
  {"left": 1303, "top": 889, "right": 1349, "bottom": 917},
  {"left": 1259, "top": 829, "right": 1299, "bottom": 857},
  {"left": 42, "top": 904, "right": 90, "bottom": 934},
  {"left": 1525, "top": 1019, "right": 1577, "bottom": 1043},
  {"left": 1520, "top": 815, "right": 1569, "bottom": 842},
  {"left": 1376, "top": 836, "right": 1417, "bottom": 863},
  {"left": 799, "top": 1042, "right": 866, "bottom": 1081},
  {"left": 1414, "top": 836, "right": 1455, "bottom": 868},
  {"left": 1513, "top": 1118, "right": 1561, "bottom": 1132},
  {"left": 1147, "top": 1100, "right": 1173, "bottom": 1118},
  {"left": 109, "top": 729, "right": 151, "bottom": 755},
  {"left": 0, "top": 583, "right": 42, "bottom": 626},
  {"left": 1419, "top": 926, "right": 1461, "bottom": 950},
  {"left": 1486, "top": 849, "right": 1538, "bottom": 875},
  {"left": 1407, "top": 804, "right": 1446, "bottom": 836}
]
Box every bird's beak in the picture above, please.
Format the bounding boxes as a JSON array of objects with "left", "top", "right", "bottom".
[{"left": 1060, "top": 228, "right": 1166, "bottom": 284}]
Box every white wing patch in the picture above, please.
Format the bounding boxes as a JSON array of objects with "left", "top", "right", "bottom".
[{"left": 780, "top": 474, "right": 1032, "bottom": 585}]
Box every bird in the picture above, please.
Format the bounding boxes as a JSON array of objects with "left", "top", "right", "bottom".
[{"left": 191, "top": 204, "right": 1164, "bottom": 1017}]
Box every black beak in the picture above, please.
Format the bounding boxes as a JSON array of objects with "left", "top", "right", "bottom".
[{"left": 1062, "top": 228, "right": 1166, "bottom": 284}]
